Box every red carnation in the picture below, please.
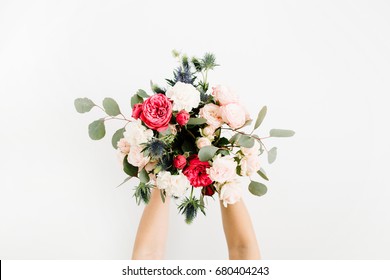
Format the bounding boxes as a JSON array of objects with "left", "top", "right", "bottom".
[
  {"left": 173, "top": 155, "right": 187, "bottom": 169},
  {"left": 183, "top": 155, "right": 213, "bottom": 187},
  {"left": 132, "top": 103, "right": 143, "bottom": 119},
  {"left": 176, "top": 110, "right": 190, "bottom": 126},
  {"left": 140, "top": 94, "right": 172, "bottom": 132}
]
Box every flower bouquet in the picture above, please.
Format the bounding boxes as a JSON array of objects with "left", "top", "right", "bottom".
[{"left": 74, "top": 50, "right": 294, "bottom": 224}]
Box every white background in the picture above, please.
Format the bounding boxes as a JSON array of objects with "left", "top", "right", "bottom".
[{"left": 1, "top": 0, "right": 389, "bottom": 259}]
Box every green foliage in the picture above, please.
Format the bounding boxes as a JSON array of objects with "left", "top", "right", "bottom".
[
  {"left": 187, "top": 117, "right": 207, "bottom": 125},
  {"left": 133, "top": 182, "right": 152, "bottom": 205},
  {"left": 178, "top": 196, "right": 206, "bottom": 224},
  {"left": 254, "top": 106, "right": 267, "bottom": 130},
  {"left": 201, "top": 53, "right": 218, "bottom": 70},
  {"left": 257, "top": 168, "right": 269, "bottom": 181},
  {"left": 268, "top": 147, "right": 277, "bottom": 164},
  {"left": 123, "top": 155, "right": 138, "bottom": 177},
  {"left": 74, "top": 98, "right": 95, "bottom": 113},
  {"left": 103, "top": 97, "right": 121, "bottom": 116},
  {"left": 236, "top": 134, "right": 255, "bottom": 148},
  {"left": 136, "top": 89, "right": 149, "bottom": 98},
  {"left": 150, "top": 82, "right": 166, "bottom": 94},
  {"left": 111, "top": 127, "right": 125, "bottom": 149},
  {"left": 138, "top": 168, "right": 150, "bottom": 183},
  {"left": 116, "top": 176, "right": 132, "bottom": 188},
  {"left": 131, "top": 94, "right": 143, "bottom": 108},
  {"left": 88, "top": 119, "right": 106, "bottom": 140},
  {"left": 270, "top": 129, "right": 295, "bottom": 137},
  {"left": 198, "top": 145, "right": 219, "bottom": 161},
  {"left": 249, "top": 181, "right": 268, "bottom": 196}
]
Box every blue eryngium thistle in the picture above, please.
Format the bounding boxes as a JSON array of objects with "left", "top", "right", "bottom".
[
  {"left": 147, "top": 139, "right": 166, "bottom": 159},
  {"left": 173, "top": 64, "right": 194, "bottom": 84}
]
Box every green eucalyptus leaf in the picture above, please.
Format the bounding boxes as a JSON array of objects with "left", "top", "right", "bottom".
[
  {"left": 74, "top": 98, "right": 95, "bottom": 113},
  {"left": 268, "top": 147, "right": 277, "bottom": 164},
  {"left": 249, "top": 181, "right": 268, "bottom": 196},
  {"left": 229, "top": 133, "right": 240, "bottom": 144},
  {"left": 237, "top": 134, "right": 255, "bottom": 148},
  {"left": 269, "top": 129, "right": 295, "bottom": 137},
  {"left": 257, "top": 168, "right": 269, "bottom": 181},
  {"left": 198, "top": 145, "right": 219, "bottom": 161},
  {"left": 137, "top": 89, "right": 149, "bottom": 98},
  {"left": 111, "top": 127, "right": 125, "bottom": 149},
  {"left": 254, "top": 106, "right": 267, "bottom": 130},
  {"left": 139, "top": 169, "right": 150, "bottom": 183},
  {"left": 123, "top": 155, "right": 138, "bottom": 177},
  {"left": 116, "top": 176, "right": 132, "bottom": 188},
  {"left": 103, "top": 97, "right": 121, "bottom": 116},
  {"left": 88, "top": 119, "right": 106, "bottom": 140},
  {"left": 187, "top": 118, "right": 207, "bottom": 125},
  {"left": 131, "top": 94, "right": 143, "bottom": 108}
]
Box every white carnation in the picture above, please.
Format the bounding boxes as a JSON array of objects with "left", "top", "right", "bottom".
[
  {"left": 208, "top": 155, "right": 237, "bottom": 183},
  {"left": 156, "top": 171, "right": 190, "bottom": 198},
  {"left": 124, "top": 119, "right": 153, "bottom": 146},
  {"left": 166, "top": 82, "right": 200, "bottom": 111}
]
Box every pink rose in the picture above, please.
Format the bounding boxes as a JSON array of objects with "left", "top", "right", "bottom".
[
  {"left": 220, "top": 103, "right": 247, "bottom": 129},
  {"left": 132, "top": 103, "right": 143, "bottom": 119},
  {"left": 183, "top": 155, "right": 213, "bottom": 187},
  {"left": 199, "top": 103, "right": 223, "bottom": 128},
  {"left": 117, "top": 138, "right": 130, "bottom": 154},
  {"left": 212, "top": 85, "right": 238, "bottom": 105},
  {"left": 140, "top": 94, "right": 172, "bottom": 132},
  {"left": 173, "top": 155, "right": 187, "bottom": 169},
  {"left": 176, "top": 110, "right": 190, "bottom": 126}
]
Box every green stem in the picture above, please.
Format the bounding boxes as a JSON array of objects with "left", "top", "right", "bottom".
[{"left": 190, "top": 186, "right": 194, "bottom": 199}]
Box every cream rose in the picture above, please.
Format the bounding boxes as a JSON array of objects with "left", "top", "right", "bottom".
[
  {"left": 199, "top": 103, "right": 223, "bottom": 128},
  {"left": 166, "top": 82, "right": 201, "bottom": 111},
  {"left": 212, "top": 85, "right": 239, "bottom": 105},
  {"left": 196, "top": 137, "right": 212, "bottom": 149},
  {"left": 208, "top": 155, "right": 237, "bottom": 183},
  {"left": 220, "top": 103, "right": 247, "bottom": 129},
  {"left": 240, "top": 155, "right": 261, "bottom": 176},
  {"left": 219, "top": 180, "right": 243, "bottom": 207}
]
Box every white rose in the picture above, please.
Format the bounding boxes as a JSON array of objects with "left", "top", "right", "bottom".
[
  {"left": 220, "top": 103, "right": 247, "bottom": 129},
  {"left": 127, "top": 145, "right": 150, "bottom": 168},
  {"left": 208, "top": 155, "right": 237, "bottom": 183},
  {"left": 196, "top": 137, "right": 212, "bottom": 149},
  {"left": 166, "top": 82, "right": 200, "bottom": 111},
  {"left": 124, "top": 119, "right": 153, "bottom": 146},
  {"left": 212, "top": 85, "right": 239, "bottom": 105},
  {"left": 199, "top": 103, "right": 223, "bottom": 128},
  {"left": 240, "top": 140, "right": 260, "bottom": 157},
  {"left": 219, "top": 180, "right": 243, "bottom": 207},
  {"left": 240, "top": 155, "right": 261, "bottom": 176}
]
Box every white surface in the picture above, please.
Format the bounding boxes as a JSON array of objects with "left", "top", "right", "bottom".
[{"left": 0, "top": 0, "right": 389, "bottom": 259}]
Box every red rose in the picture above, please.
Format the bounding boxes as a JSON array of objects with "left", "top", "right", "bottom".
[
  {"left": 140, "top": 94, "right": 172, "bottom": 132},
  {"left": 132, "top": 103, "right": 143, "bottom": 119},
  {"left": 173, "top": 155, "right": 187, "bottom": 169},
  {"left": 183, "top": 155, "right": 213, "bottom": 187},
  {"left": 176, "top": 110, "right": 190, "bottom": 126},
  {"left": 202, "top": 185, "right": 215, "bottom": 196}
]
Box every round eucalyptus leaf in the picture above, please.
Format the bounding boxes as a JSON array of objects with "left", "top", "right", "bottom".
[{"left": 88, "top": 119, "right": 106, "bottom": 140}]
